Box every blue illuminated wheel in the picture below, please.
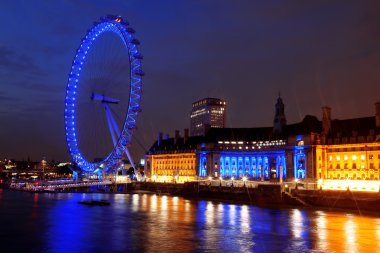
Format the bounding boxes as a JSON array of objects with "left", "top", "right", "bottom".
[{"left": 64, "top": 15, "right": 143, "bottom": 174}]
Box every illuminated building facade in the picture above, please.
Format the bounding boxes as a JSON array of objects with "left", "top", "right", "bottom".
[
  {"left": 146, "top": 98, "right": 380, "bottom": 190},
  {"left": 145, "top": 130, "right": 202, "bottom": 183},
  {"left": 198, "top": 115, "right": 321, "bottom": 181},
  {"left": 317, "top": 143, "right": 380, "bottom": 181},
  {"left": 314, "top": 104, "right": 380, "bottom": 191},
  {"left": 198, "top": 128, "right": 287, "bottom": 179},
  {"left": 147, "top": 153, "right": 196, "bottom": 183},
  {"left": 190, "top": 98, "right": 226, "bottom": 136}
]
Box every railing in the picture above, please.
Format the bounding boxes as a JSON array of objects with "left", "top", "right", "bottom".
[
  {"left": 195, "top": 179, "right": 283, "bottom": 188},
  {"left": 10, "top": 180, "right": 112, "bottom": 192}
]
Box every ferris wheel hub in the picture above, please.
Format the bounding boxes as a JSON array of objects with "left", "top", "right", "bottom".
[{"left": 91, "top": 93, "right": 120, "bottom": 104}]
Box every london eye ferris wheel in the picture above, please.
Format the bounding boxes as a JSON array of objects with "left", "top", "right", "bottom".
[{"left": 64, "top": 15, "right": 144, "bottom": 175}]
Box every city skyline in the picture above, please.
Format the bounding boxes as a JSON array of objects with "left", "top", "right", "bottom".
[{"left": 1, "top": 1, "right": 380, "bottom": 161}]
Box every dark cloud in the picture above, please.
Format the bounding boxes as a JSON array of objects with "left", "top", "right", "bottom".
[
  {"left": 0, "top": 91, "right": 15, "bottom": 101},
  {"left": 0, "top": 46, "right": 42, "bottom": 75}
]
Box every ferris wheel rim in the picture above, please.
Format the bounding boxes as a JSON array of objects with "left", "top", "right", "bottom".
[{"left": 64, "top": 15, "right": 143, "bottom": 173}]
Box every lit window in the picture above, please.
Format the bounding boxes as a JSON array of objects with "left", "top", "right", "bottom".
[
  {"left": 336, "top": 156, "right": 340, "bottom": 161},
  {"left": 352, "top": 155, "right": 357, "bottom": 161},
  {"left": 344, "top": 155, "right": 348, "bottom": 161},
  {"left": 360, "top": 155, "right": 365, "bottom": 161},
  {"left": 329, "top": 156, "right": 332, "bottom": 161}
]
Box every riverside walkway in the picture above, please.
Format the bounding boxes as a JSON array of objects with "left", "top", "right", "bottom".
[{"left": 9, "top": 179, "right": 112, "bottom": 192}]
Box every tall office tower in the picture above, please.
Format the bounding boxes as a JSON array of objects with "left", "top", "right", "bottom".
[{"left": 190, "top": 98, "right": 226, "bottom": 136}]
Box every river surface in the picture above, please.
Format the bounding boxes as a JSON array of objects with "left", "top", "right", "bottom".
[{"left": 0, "top": 189, "right": 380, "bottom": 253}]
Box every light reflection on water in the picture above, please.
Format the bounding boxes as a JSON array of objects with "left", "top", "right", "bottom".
[
  {"left": 315, "top": 211, "right": 327, "bottom": 251},
  {"left": 0, "top": 190, "right": 380, "bottom": 252}
]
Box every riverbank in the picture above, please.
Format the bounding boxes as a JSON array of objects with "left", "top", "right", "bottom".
[
  {"left": 131, "top": 182, "right": 380, "bottom": 214},
  {"left": 4, "top": 181, "right": 380, "bottom": 214},
  {"left": 121, "top": 182, "right": 380, "bottom": 214},
  {"left": 292, "top": 188, "right": 380, "bottom": 214}
]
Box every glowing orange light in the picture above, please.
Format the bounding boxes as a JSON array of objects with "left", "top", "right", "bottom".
[{"left": 318, "top": 180, "right": 380, "bottom": 192}]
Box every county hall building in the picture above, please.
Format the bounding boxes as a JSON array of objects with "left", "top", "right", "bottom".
[{"left": 145, "top": 97, "right": 380, "bottom": 191}]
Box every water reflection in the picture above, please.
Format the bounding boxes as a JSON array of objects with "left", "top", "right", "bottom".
[
  {"left": 0, "top": 190, "right": 380, "bottom": 252},
  {"left": 315, "top": 211, "right": 328, "bottom": 251},
  {"left": 345, "top": 215, "right": 357, "bottom": 252}
]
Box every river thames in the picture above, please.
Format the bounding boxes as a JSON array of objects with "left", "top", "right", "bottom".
[{"left": 0, "top": 189, "right": 379, "bottom": 253}]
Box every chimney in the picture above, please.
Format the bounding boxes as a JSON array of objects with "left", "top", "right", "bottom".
[
  {"left": 184, "top": 128, "right": 189, "bottom": 143},
  {"left": 174, "top": 130, "right": 180, "bottom": 144},
  {"left": 322, "top": 106, "right": 331, "bottom": 135},
  {"left": 157, "top": 132, "right": 163, "bottom": 146},
  {"left": 375, "top": 102, "right": 380, "bottom": 127}
]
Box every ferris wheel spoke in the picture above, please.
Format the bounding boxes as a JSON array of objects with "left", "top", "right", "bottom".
[
  {"left": 104, "top": 105, "right": 118, "bottom": 147},
  {"left": 104, "top": 103, "right": 121, "bottom": 146}
]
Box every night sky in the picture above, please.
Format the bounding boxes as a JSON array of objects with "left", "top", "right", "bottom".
[{"left": 1, "top": 0, "right": 380, "bottom": 162}]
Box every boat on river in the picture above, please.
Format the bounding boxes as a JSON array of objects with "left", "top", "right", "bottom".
[{"left": 78, "top": 200, "right": 110, "bottom": 206}]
